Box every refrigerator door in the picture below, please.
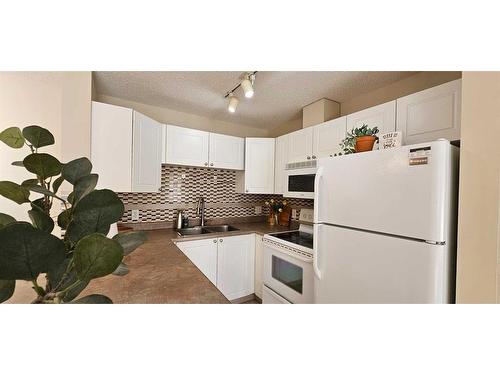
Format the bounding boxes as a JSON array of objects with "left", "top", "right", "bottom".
[
  {"left": 315, "top": 140, "right": 454, "bottom": 243},
  {"left": 314, "top": 224, "right": 452, "bottom": 303}
]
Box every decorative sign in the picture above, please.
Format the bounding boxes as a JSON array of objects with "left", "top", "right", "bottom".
[{"left": 379, "top": 131, "right": 402, "bottom": 150}]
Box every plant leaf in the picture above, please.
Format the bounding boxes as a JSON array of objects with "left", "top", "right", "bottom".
[
  {"left": 57, "top": 209, "right": 72, "bottom": 230},
  {"left": 72, "top": 174, "right": 98, "bottom": 205},
  {"left": 112, "top": 262, "right": 129, "bottom": 276},
  {"left": 11, "top": 161, "right": 25, "bottom": 167},
  {"left": 28, "top": 209, "right": 54, "bottom": 233},
  {"left": 47, "top": 259, "right": 89, "bottom": 302},
  {"left": 113, "top": 231, "right": 147, "bottom": 256},
  {"left": 71, "top": 294, "right": 113, "bottom": 304},
  {"left": 61, "top": 157, "right": 92, "bottom": 185},
  {"left": 0, "top": 213, "right": 16, "bottom": 229},
  {"left": 66, "top": 189, "right": 124, "bottom": 244},
  {"left": 0, "top": 181, "right": 30, "bottom": 204},
  {"left": 31, "top": 197, "right": 50, "bottom": 212},
  {"left": 52, "top": 176, "right": 64, "bottom": 194},
  {"left": 0, "top": 222, "right": 66, "bottom": 280},
  {"left": 23, "top": 153, "right": 62, "bottom": 179},
  {"left": 0, "top": 127, "right": 25, "bottom": 148},
  {"left": 0, "top": 280, "right": 15, "bottom": 303},
  {"left": 22, "top": 125, "right": 54, "bottom": 148},
  {"left": 21, "top": 179, "right": 39, "bottom": 188},
  {"left": 73, "top": 233, "right": 123, "bottom": 281},
  {"left": 27, "top": 184, "right": 59, "bottom": 198}
]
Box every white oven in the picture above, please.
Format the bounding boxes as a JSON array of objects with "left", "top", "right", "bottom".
[
  {"left": 262, "top": 234, "right": 314, "bottom": 304},
  {"left": 284, "top": 161, "right": 317, "bottom": 199}
]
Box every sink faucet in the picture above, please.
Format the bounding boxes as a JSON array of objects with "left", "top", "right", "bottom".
[{"left": 196, "top": 197, "right": 206, "bottom": 226}]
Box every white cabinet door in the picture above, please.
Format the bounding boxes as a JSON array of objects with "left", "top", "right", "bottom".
[
  {"left": 346, "top": 100, "right": 396, "bottom": 137},
  {"left": 238, "top": 138, "right": 275, "bottom": 194},
  {"left": 396, "top": 79, "right": 462, "bottom": 144},
  {"left": 132, "top": 111, "right": 162, "bottom": 192},
  {"left": 254, "top": 234, "right": 264, "bottom": 299},
  {"left": 312, "top": 116, "right": 347, "bottom": 158},
  {"left": 287, "top": 127, "right": 313, "bottom": 163},
  {"left": 209, "top": 133, "right": 244, "bottom": 170},
  {"left": 91, "top": 101, "right": 133, "bottom": 192},
  {"left": 165, "top": 125, "right": 209, "bottom": 167},
  {"left": 274, "top": 134, "right": 289, "bottom": 194},
  {"left": 176, "top": 238, "right": 218, "bottom": 285},
  {"left": 217, "top": 234, "right": 255, "bottom": 300}
]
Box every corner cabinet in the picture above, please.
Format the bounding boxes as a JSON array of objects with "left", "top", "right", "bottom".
[
  {"left": 396, "top": 79, "right": 462, "bottom": 144},
  {"left": 176, "top": 234, "right": 255, "bottom": 301},
  {"left": 236, "top": 138, "right": 275, "bottom": 194},
  {"left": 91, "top": 101, "right": 162, "bottom": 193},
  {"left": 346, "top": 100, "right": 396, "bottom": 137},
  {"left": 164, "top": 125, "right": 244, "bottom": 170}
]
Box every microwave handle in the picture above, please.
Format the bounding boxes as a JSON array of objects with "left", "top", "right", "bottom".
[{"left": 314, "top": 166, "right": 324, "bottom": 223}]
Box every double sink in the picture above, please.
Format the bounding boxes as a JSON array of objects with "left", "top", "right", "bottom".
[{"left": 177, "top": 224, "right": 240, "bottom": 237}]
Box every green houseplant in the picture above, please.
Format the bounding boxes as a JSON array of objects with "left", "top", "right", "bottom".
[
  {"left": 336, "top": 124, "right": 380, "bottom": 155},
  {"left": 0, "top": 125, "right": 147, "bottom": 303}
]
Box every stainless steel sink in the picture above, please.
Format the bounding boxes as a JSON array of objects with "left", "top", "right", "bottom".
[
  {"left": 176, "top": 225, "right": 240, "bottom": 236},
  {"left": 203, "top": 225, "right": 240, "bottom": 233}
]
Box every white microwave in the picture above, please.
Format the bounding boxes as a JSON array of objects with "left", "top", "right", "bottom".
[{"left": 283, "top": 161, "right": 317, "bottom": 199}]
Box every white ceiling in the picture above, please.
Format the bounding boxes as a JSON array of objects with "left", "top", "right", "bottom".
[{"left": 93, "top": 71, "right": 417, "bottom": 129}]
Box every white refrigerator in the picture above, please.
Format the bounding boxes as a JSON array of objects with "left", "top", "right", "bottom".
[{"left": 313, "top": 140, "right": 459, "bottom": 303}]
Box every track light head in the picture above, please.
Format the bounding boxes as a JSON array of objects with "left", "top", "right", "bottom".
[
  {"left": 227, "top": 93, "right": 239, "bottom": 113},
  {"left": 241, "top": 75, "right": 254, "bottom": 98}
]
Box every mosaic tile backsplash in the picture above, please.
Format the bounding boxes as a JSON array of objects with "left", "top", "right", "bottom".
[{"left": 118, "top": 165, "right": 314, "bottom": 224}]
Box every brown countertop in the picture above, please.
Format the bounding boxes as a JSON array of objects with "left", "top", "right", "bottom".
[{"left": 82, "top": 221, "right": 298, "bottom": 304}]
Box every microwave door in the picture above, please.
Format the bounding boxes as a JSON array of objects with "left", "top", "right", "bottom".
[{"left": 285, "top": 169, "right": 316, "bottom": 199}]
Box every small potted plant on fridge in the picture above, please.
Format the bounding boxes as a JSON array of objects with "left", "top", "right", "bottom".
[{"left": 335, "top": 123, "right": 379, "bottom": 155}]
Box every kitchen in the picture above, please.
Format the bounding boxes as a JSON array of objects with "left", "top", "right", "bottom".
[{"left": 2, "top": 71, "right": 466, "bottom": 304}]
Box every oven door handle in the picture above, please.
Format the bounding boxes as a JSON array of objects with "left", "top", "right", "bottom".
[{"left": 313, "top": 224, "right": 322, "bottom": 280}]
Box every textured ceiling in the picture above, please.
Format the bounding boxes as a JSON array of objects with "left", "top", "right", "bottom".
[{"left": 93, "top": 71, "right": 417, "bottom": 129}]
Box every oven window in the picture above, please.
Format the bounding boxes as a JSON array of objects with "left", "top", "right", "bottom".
[
  {"left": 272, "top": 255, "right": 303, "bottom": 294},
  {"left": 288, "top": 174, "right": 315, "bottom": 193}
]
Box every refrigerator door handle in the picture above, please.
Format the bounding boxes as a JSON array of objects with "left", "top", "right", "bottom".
[
  {"left": 314, "top": 166, "right": 324, "bottom": 223},
  {"left": 313, "top": 224, "right": 322, "bottom": 280}
]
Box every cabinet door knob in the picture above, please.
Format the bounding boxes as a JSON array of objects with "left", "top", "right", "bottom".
[
  {"left": 329, "top": 154, "right": 333, "bottom": 157},
  {"left": 245, "top": 189, "right": 249, "bottom": 193},
  {"left": 219, "top": 239, "right": 223, "bottom": 243},
  {"left": 210, "top": 163, "right": 214, "bottom": 166},
  {"left": 213, "top": 239, "right": 217, "bottom": 243},
  {"left": 204, "top": 162, "right": 208, "bottom": 166},
  {"left": 312, "top": 155, "right": 316, "bottom": 159},
  {"left": 307, "top": 156, "right": 311, "bottom": 160}
]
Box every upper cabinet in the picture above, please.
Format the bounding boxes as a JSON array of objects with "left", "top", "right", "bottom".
[
  {"left": 346, "top": 100, "right": 396, "bottom": 136},
  {"left": 312, "top": 117, "right": 347, "bottom": 158},
  {"left": 287, "top": 127, "right": 313, "bottom": 163},
  {"left": 274, "top": 134, "right": 289, "bottom": 195},
  {"left": 164, "top": 125, "right": 244, "bottom": 170},
  {"left": 237, "top": 138, "right": 275, "bottom": 194},
  {"left": 209, "top": 133, "right": 244, "bottom": 170},
  {"left": 165, "top": 125, "right": 210, "bottom": 167},
  {"left": 91, "top": 101, "right": 162, "bottom": 193},
  {"left": 396, "top": 79, "right": 462, "bottom": 144}
]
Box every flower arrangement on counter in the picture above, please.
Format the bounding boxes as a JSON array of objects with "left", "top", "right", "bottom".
[{"left": 264, "top": 199, "right": 290, "bottom": 226}]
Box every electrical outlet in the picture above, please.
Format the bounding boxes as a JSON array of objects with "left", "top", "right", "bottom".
[
  {"left": 131, "top": 209, "right": 140, "bottom": 221},
  {"left": 255, "top": 206, "right": 262, "bottom": 215},
  {"left": 291, "top": 209, "right": 297, "bottom": 220}
]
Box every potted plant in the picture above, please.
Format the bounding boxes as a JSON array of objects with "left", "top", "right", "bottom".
[
  {"left": 0, "top": 125, "right": 147, "bottom": 304},
  {"left": 335, "top": 124, "right": 379, "bottom": 155},
  {"left": 264, "top": 198, "right": 287, "bottom": 226}
]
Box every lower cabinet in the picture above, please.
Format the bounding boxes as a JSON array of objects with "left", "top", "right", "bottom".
[{"left": 176, "top": 234, "right": 256, "bottom": 301}]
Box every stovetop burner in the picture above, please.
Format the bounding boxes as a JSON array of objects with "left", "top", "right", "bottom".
[{"left": 269, "top": 230, "right": 313, "bottom": 249}]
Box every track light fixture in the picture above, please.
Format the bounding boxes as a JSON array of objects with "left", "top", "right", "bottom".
[
  {"left": 224, "top": 71, "right": 257, "bottom": 113},
  {"left": 227, "top": 93, "right": 239, "bottom": 113}
]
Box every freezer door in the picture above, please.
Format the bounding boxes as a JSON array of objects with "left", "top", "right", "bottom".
[
  {"left": 315, "top": 140, "right": 455, "bottom": 243},
  {"left": 314, "top": 224, "right": 453, "bottom": 303}
]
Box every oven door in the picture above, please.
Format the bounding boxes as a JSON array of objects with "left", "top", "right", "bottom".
[
  {"left": 284, "top": 168, "right": 316, "bottom": 199},
  {"left": 263, "top": 240, "right": 314, "bottom": 304}
]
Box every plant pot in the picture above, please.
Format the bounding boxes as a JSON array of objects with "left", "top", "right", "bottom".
[
  {"left": 279, "top": 207, "right": 291, "bottom": 226},
  {"left": 355, "top": 135, "right": 377, "bottom": 153}
]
